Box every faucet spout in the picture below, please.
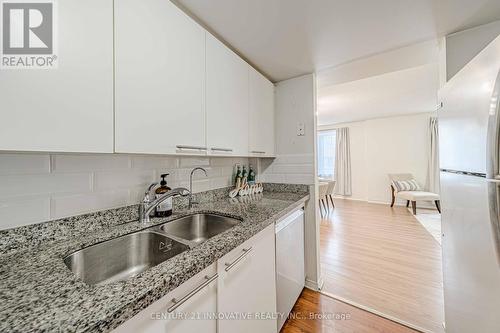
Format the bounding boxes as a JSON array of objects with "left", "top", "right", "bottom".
[
  {"left": 189, "top": 167, "right": 208, "bottom": 209},
  {"left": 139, "top": 187, "right": 190, "bottom": 224}
]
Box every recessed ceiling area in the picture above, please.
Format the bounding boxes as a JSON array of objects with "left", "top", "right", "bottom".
[
  {"left": 316, "top": 40, "right": 440, "bottom": 125},
  {"left": 317, "top": 63, "right": 439, "bottom": 125},
  {"left": 174, "top": 0, "right": 500, "bottom": 82}
]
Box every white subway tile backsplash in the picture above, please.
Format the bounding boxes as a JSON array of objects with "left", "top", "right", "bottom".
[
  {"left": 94, "top": 169, "right": 155, "bottom": 191},
  {"left": 271, "top": 164, "right": 313, "bottom": 174},
  {"left": 0, "top": 173, "right": 92, "bottom": 198},
  {"left": 259, "top": 154, "right": 314, "bottom": 185},
  {"left": 129, "top": 186, "right": 149, "bottom": 205},
  {"left": 188, "top": 179, "right": 211, "bottom": 193},
  {"left": 221, "top": 166, "right": 236, "bottom": 177},
  {"left": 131, "top": 156, "right": 178, "bottom": 169},
  {"left": 52, "top": 154, "right": 130, "bottom": 172},
  {"left": 173, "top": 167, "right": 216, "bottom": 182},
  {"left": 0, "top": 196, "right": 50, "bottom": 229},
  {"left": 210, "top": 176, "right": 232, "bottom": 189},
  {"left": 272, "top": 154, "right": 313, "bottom": 165},
  {"left": 261, "top": 174, "right": 286, "bottom": 183},
  {"left": 178, "top": 157, "right": 210, "bottom": 167},
  {"left": 51, "top": 190, "right": 130, "bottom": 219},
  {"left": 0, "top": 152, "right": 249, "bottom": 230},
  {"left": 209, "top": 157, "right": 235, "bottom": 166},
  {"left": 285, "top": 174, "right": 314, "bottom": 184},
  {"left": 0, "top": 154, "right": 50, "bottom": 175}
]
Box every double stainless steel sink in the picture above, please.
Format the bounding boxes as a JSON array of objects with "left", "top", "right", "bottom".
[{"left": 64, "top": 213, "right": 241, "bottom": 285}]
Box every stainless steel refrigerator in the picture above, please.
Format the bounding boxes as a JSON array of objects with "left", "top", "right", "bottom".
[{"left": 439, "top": 35, "right": 500, "bottom": 332}]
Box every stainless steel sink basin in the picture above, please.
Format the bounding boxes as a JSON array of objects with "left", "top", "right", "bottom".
[
  {"left": 159, "top": 213, "right": 241, "bottom": 245},
  {"left": 64, "top": 231, "right": 189, "bottom": 285}
]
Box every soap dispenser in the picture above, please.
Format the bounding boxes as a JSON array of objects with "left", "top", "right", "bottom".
[{"left": 155, "top": 173, "right": 172, "bottom": 217}]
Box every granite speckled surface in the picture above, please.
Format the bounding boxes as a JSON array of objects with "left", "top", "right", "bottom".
[{"left": 0, "top": 184, "right": 309, "bottom": 333}]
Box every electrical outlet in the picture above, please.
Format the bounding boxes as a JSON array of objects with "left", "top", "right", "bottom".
[{"left": 297, "top": 123, "right": 305, "bottom": 136}]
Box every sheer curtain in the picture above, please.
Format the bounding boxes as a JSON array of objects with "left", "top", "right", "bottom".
[
  {"left": 335, "top": 127, "right": 352, "bottom": 196},
  {"left": 427, "top": 117, "right": 440, "bottom": 193},
  {"left": 317, "top": 130, "right": 336, "bottom": 179}
]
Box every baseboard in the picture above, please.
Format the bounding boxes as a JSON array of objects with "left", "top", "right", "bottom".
[
  {"left": 331, "top": 197, "right": 438, "bottom": 210},
  {"left": 332, "top": 196, "right": 366, "bottom": 202},
  {"left": 305, "top": 277, "right": 324, "bottom": 291},
  {"left": 319, "top": 290, "right": 432, "bottom": 333}
]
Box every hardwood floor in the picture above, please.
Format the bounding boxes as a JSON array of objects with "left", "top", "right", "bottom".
[
  {"left": 319, "top": 199, "right": 444, "bottom": 333},
  {"left": 280, "top": 288, "right": 419, "bottom": 333}
]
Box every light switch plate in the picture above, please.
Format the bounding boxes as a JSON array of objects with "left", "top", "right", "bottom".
[{"left": 297, "top": 123, "right": 305, "bottom": 136}]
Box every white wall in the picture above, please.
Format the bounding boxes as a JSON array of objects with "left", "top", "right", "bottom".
[
  {"left": 319, "top": 112, "right": 434, "bottom": 205},
  {"left": 259, "top": 73, "right": 322, "bottom": 291},
  {"left": 0, "top": 153, "right": 247, "bottom": 230},
  {"left": 260, "top": 74, "right": 316, "bottom": 185}
]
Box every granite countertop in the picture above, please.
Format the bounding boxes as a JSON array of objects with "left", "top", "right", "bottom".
[{"left": 0, "top": 185, "right": 309, "bottom": 333}]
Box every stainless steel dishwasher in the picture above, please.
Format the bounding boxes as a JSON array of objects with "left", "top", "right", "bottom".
[{"left": 275, "top": 208, "right": 305, "bottom": 331}]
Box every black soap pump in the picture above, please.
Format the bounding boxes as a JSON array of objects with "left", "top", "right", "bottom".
[{"left": 155, "top": 173, "right": 172, "bottom": 217}]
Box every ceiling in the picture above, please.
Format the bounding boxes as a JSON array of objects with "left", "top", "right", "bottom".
[
  {"left": 316, "top": 39, "right": 440, "bottom": 125},
  {"left": 175, "top": 0, "right": 500, "bottom": 82},
  {"left": 317, "top": 63, "right": 439, "bottom": 126}
]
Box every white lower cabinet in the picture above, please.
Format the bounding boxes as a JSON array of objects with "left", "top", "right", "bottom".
[
  {"left": 112, "top": 263, "right": 217, "bottom": 333},
  {"left": 113, "top": 225, "right": 277, "bottom": 333},
  {"left": 217, "top": 223, "right": 277, "bottom": 333}
]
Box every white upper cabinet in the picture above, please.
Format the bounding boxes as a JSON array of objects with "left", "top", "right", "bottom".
[
  {"left": 248, "top": 67, "right": 275, "bottom": 157},
  {"left": 114, "top": 0, "right": 206, "bottom": 155},
  {"left": 206, "top": 33, "right": 249, "bottom": 156},
  {"left": 0, "top": 0, "right": 113, "bottom": 153}
]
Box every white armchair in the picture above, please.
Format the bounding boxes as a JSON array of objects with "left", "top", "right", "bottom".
[{"left": 388, "top": 173, "right": 440, "bottom": 215}]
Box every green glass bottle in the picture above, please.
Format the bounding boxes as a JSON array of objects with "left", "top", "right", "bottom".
[
  {"left": 242, "top": 165, "right": 247, "bottom": 181},
  {"left": 234, "top": 165, "right": 242, "bottom": 186},
  {"left": 248, "top": 165, "right": 256, "bottom": 184}
]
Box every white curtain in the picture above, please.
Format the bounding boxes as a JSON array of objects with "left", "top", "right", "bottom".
[
  {"left": 427, "top": 117, "right": 440, "bottom": 193},
  {"left": 334, "top": 127, "right": 352, "bottom": 196}
]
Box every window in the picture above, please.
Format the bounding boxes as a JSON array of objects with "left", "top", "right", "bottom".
[{"left": 317, "top": 130, "right": 336, "bottom": 179}]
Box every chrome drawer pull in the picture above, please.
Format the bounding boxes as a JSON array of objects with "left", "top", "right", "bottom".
[
  {"left": 250, "top": 150, "right": 266, "bottom": 154},
  {"left": 167, "top": 273, "right": 218, "bottom": 313},
  {"left": 176, "top": 145, "right": 208, "bottom": 151},
  {"left": 210, "top": 147, "right": 233, "bottom": 152},
  {"left": 224, "top": 247, "right": 253, "bottom": 272}
]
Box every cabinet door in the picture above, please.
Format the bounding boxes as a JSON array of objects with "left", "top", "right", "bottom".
[
  {"left": 206, "top": 33, "right": 249, "bottom": 156},
  {"left": 114, "top": 0, "right": 206, "bottom": 155},
  {"left": 0, "top": 0, "right": 113, "bottom": 153},
  {"left": 112, "top": 263, "right": 217, "bottom": 333},
  {"left": 217, "top": 224, "right": 277, "bottom": 333},
  {"left": 249, "top": 67, "right": 275, "bottom": 157}
]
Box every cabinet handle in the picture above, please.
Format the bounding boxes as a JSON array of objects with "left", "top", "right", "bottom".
[
  {"left": 167, "top": 273, "right": 218, "bottom": 313},
  {"left": 176, "top": 145, "right": 208, "bottom": 152},
  {"left": 211, "top": 147, "right": 233, "bottom": 152},
  {"left": 250, "top": 150, "right": 266, "bottom": 154},
  {"left": 224, "top": 247, "right": 253, "bottom": 272}
]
